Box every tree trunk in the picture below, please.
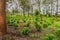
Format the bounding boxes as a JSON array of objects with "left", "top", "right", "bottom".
[
  {"left": 56, "top": 0, "right": 58, "bottom": 16},
  {"left": 23, "top": 8, "right": 25, "bottom": 16},
  {"left": 28, "top": 9, "right": 29, "bottom": 17},
  {"left": 38, "top": 0, "right": 41, "bottom": 13},
  {"left": 51, "top": 0, "right": 53, "bottom": 16},
  {"left": 0, "top": 0, "right": 7, "bottom": 35},
  {"left": 31, "top": 5, "right": 33, "bottom": 13},
  {"left": 50, "top": 0, "right": 53, "bottom": 17}
]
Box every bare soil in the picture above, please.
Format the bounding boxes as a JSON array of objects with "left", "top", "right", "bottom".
[{"left": 0, "top": 24, "right": 55, "bottom": 40}]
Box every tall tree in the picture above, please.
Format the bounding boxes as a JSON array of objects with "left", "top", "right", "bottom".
[
  {"left": 43, "top": 0, "right": 52, "bottom": 16},
  {"left": 19, "top": 0, "right": 27, "bottom": 16},
  {"left": 56, "top": 0, "right": 58, "bottom": 16},
  {"left": 19, "top": 0, "right": 31, "bottom": 16},
  {"left": 51, "top": 0, "right": 53, "bottom": 15},
  {"left": 35, "top": 0, "right": 41, "bottom": 13},
  {"left": 30, "top": 0, "right": 36, "bottom": 14},
  {"left": 25, "top": 0, "right": 30, "bottom": 16},
  {"left": 0, "top": 0, "right": 7, "bottom": 35}
]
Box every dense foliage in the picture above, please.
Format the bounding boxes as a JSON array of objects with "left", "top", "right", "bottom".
[{"left": 6, "top": 12, "right": 60, "bottom": 40}]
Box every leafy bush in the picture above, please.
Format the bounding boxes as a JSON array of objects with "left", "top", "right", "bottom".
[
  {"left": 44, "top": 34, "right": 55, "bottom": 40},
  {"left": 47, "top": 23, "right": 51, "bottom": 26},
  {"left": 21, "top": 27, "right": 30, "bottom": 35},
  {"left": 25, "top": 19, "right": 31, "bottom": 27},
  {"left": 40, "top": 21, "right": 43, "bottom": 24},
  {"left": 7, "top": 14, "right": 15, "bottom": 25},
  {"left": 43, "top": 23, "right": 48, "bottom": 28},
  {"left": 7, "top": 18, "right": 16, "bottom": 26},
  {"left": 55, "top": 29, "right": 60, "bottom": 37},
  {"left": 34, "top": 22, "right": 42, "bottom": 31},
  {"left": 26, "top": 22, "right": 30, "bottom": 27},
  {"left": 12, "top": 22, "right": 18, "bottom": 29},
  {"left": 34, "top": 10, "right": 40, "bottom": 16}
]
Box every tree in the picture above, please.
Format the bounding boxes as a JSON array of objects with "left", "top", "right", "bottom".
[
  {"left": 0, "top": 0, "right": 7, "bottom": 35},
  {"left": 43, "top": 0, "right": 53, "bottom": 16},
  {"left": 19, "top": 0, "right": 27, "bottom": 16},
  {"left": 56, "top": 0, "right": 58, "bottom": 16},
  {"left": 30, "top": 0, "right": 36, "bottom": 14},
  {"left": 50, "top": 0, "right": 53, "bottom": 15},
  {"left": 35, "top": 0, "right": 41, "bottom": 13},
  {"left": 19, "top": 0, "right": 31, "bottom": 17},
  {"left": 25, "top": 0, "right": 31, "bottom": 17}
]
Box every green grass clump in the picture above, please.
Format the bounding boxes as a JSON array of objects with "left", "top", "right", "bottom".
[
  {"left": 55, "top": 29, "right": 60, "bottom": 37},
  {"left": 25, "top": 19, "right": 31, "bottom": 27},
  {"left": 21, "top": 27, "right": 30, "bottom": 35},
  {"left": 12, "top": 22, "right": 18, "bottom": 29},
  {"left": 43, "top": 23, "right": 48, "bottom": 28},
  {"left": 34, "top": 22, "right": 42, "bottom": 31},
  {"left": 44, "top": 34, "right": 55, "bottom": 40}
]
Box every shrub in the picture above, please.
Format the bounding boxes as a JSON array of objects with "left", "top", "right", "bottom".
[
  {"left": 44, "top": 34, "right": 55, "bottom": 40},
  {"left": 12, "top": 22, "right": 18, "bottom": 29},
  {"left": 21, "top": 27, "right": 30, "bottom": 35},
  {"left": 7, "top": 15, "right": 16, "bottom": 25},
  {"left": 55, "top": 29, "right": 60, "bottom": 37},
  {"left": 34, "top": 10, "right": 40, "bottom": 16},
  {"left": 26, "top": 22, "right": 30, "bottom": 27},
  {"left": 25, "top": 20, "right": 31, "bottom": 27},
  {"left": 34, "top": 22, "right": 42, "bottom": 31},
  {"left": 40, "top": 21, "right": 43, "bottom": 24},
  {"left": 43, "top": 23, "right": 48, "bottom": 28},
  {"left": 47, "top": 23, "right": 51, "bottom": 26}
]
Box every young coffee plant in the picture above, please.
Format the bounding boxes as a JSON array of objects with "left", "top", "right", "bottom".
[
  {"left": 55, "top": 29, "right": 60, "bottom": 37},
  {"left": 43, "top": 23, "right": 48, "bottom": 28},
  {"left": 21, "top": 27, "right": 30, "bottom": 35},
  {"left": 34, "top": 22, "right": 42, "bottom": 31},
  {"left": 26, "top": 22, "right": 30, "bottom": 27},
  {"left": 44, "top": 34, "right": 55, "bottom": 40},
  {"left": 12, "top": 22, "right": 18, "bottom": 30},
  {"left": 34, "top": 10, "right": 40, "bottom": 16},
  {"left": 25, "top": 19, "right": 31, "bottom": 27}
]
